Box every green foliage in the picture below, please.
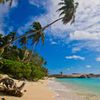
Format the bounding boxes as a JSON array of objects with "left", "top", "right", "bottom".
[
  {"left": 0, "top": 32, "right": 16, "bottom": 48},
  {"left": 27, "top": 22, "right": 45, "bottom": 45},
  {"left": 0, "top": 59, "right": 48, "bottom": 80}
]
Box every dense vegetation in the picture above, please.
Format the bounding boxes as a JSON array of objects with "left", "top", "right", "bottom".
[
  {"left": 0, "top": 33, "right": 48, "bottom": 81},
  {"left": 0, "top": 59, "right": 48, "bottom": 81}
]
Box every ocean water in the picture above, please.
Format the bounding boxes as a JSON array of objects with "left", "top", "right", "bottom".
[{"left": 56, "top": 78, "right": 100, "bottom": 96}]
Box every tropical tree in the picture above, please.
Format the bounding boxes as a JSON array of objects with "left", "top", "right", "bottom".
[
  {"left": 0, "top": 0, "right": 79, "bottom": 53},
  {"left": 28, "top": 22, "right": 45, "bottom": 45},
  {"left": 2, "top": 46, "right": 19, "bottom": 60},
  {"left": 0, "top": 32, "right": 16, "bottom": 47},
  {"left": 0, "top": 0, "right": 13, "bottom": 6},
  {"left": 18, "top": 22, "right": 45, "bottom": 61},
  {"left": 29, "top": 52, "right": 47, "bottom": 66},
  {"left": 0, "top": 32, "right": 16, "bottom": 55}
]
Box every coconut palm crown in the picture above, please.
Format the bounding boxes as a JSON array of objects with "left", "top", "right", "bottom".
[
  {"left": 28, "top": 22, "right": 45, "bottom": 45},
  {"left": 58, "top": 0, "right": 79, "bottom": 24}
]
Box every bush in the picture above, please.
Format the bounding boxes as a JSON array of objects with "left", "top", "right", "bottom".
[{"left": 0, "top": 59, "right": 47, "bottom": 81}]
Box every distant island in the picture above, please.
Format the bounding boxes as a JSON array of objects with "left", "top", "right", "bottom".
[{"left": 49, "top": 73, "right": 100, "bottom": 78}]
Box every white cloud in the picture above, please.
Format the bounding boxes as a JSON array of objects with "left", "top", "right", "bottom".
[
  {"left": 0, "top": 4, "right": 9, "bottom": 34},
  {"left": 65, "top": 55, "right": 85, "bottom": 60},
  {"left": 11, "top": 0, "right": 18, "bottom": 8},
  {"left": 33, "top": 0, "right": 100, "bottom": 52},
  {"left": 72, "top": 47, "right": 81, "bottom": 53},
  {"left": 70, "top": 31, "right": 100, "bottom": 40},
  {"left": 71, "top": 40, "right": 100, "bottom": 52},
  {"left": 49, "top": 39, "right": 57, "bottom": 45},
  {"left": 17, "top": 0, "right": 100, "bottom": 52},
  {"left": 33, "top": 0, "right": 100, "bottom": 36},
  {"left": 96, "top": 57, "right": 100, "bottom": 62},
  {"left": 29, "top": 0, "right": 47, "bottom": 7},
  {"left": 51, "top": 41, "right": 57, "bottom": 45},
  {"left": 0, "top": 0, "right": 18, "bottom": 34},
  {"left": 86, "top": 65, "right": 92, "bottom": 68}
]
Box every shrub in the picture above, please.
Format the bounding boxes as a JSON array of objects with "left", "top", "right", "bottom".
[{"left": 0, "top": 59, "right": 47, "bottom": 81}]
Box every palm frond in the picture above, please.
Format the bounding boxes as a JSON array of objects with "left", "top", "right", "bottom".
[
  {"left": 19, "top": 36, "right": 27, "bottom": 46},
  {"left": 58, "top": 0, "right": 79, "bottom": 24},
  {"left": 28, "top": 22, "right": 45, "bottom": 45}
]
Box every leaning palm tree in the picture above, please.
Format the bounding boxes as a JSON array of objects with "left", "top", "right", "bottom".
[
  {"left": 28, "top": 22, "right": 45, "bottom": 45},
  {"left": 43, "top": 0, "right": 78, "bottom": 30},
  {"left": 0, "top": 0, "right": 79, "bottom": 53},
  {"left": 25, "top": 22, "right": 45, "bottom": 62}
]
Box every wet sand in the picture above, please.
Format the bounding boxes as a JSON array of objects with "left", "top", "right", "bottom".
[{"left": 48, "top": 79, "right": 100, "bottom": 100}]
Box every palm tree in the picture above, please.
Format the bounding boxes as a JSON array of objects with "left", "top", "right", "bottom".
[
  {"left": 27, "top": 22, "right": 45, "bottom": 46},
  {"left": 0, "top": 0, "right": 13, "bottom": 6},
  {"left": 28, "top": 22, "right": 45, "bottom": 61},
  {"left": 0, "top": 34, "right": 4, "bottom": 55},
  {"left": 43, "top": 0, "right": 78, "bottom": 30},
  {"left": 0, "top": 32, "right": 16, "bottom": 55},
  {"left": 0, "top": 0, "right": 79, "bottom": 52},
  {"left": 19, "top": 36, "right": 28, "bottom": 60}
]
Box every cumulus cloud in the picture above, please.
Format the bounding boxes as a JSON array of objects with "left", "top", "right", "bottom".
[
  {"left": 32, "top": 0, "right": 100, "bottom": 52},
  {"left": 72, "top": 47, "right": 81, "bottom": 53},
  {"left": 16, "top": 0, "right": 100, "bottom": 52},
  {"left": 0, "top": 4, "right": 9, "bottom": 34},
  {"left": 96, "top": 57, "right": 100, "bottom": 62},
  {"left": 51, "top": 41, "right": 57, "bottom": 45},
  {"left": 65, "top": 55, "right": 85, "bottom": 60},
  {"left": 71, "top": 40, "right": 100, "bottom": 52},
  {"left": 70, "top": 31, "right": 100, "bottom": 40},
  {"left": 11, "top": 0, "right": 18, "bottom": 8},
  {"left": 32, "top": 0, "right": 100, "bottom": 35},
  {"left": 49, "top": 39, "right": 57, "bottom": 45},
  {"left": 86, "top": 65, "right": 92, "bottom": 68},
  {"left": 0, "top": 0, "right": 18, "bottom": 34}
]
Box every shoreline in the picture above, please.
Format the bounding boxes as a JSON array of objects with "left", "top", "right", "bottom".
[
  {"left": 0, "top": 78, "right": 100, "bottom": 100},
  {"left": 48, "top": 78, "right": 100, "bottom": 100}
]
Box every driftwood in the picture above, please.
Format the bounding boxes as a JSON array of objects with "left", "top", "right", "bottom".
[
  {"left": 0, "top": 87, "right": 23, "bottom": 97},
  {"left": 0, "top": 78, "right": 26, "bottom": 97}
]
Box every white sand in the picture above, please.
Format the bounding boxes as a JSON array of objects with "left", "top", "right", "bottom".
[{"left": 0, "top": 80, "right": 55, "bottom": 100}]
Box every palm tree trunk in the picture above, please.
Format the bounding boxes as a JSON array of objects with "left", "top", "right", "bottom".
[
  {"left": 27, "top": 43, "right": 36, "bottom": 62},
  {"left": 42, "top": 17, "right": 63, "bottom": 30},
  {"left": 0, "top": 17, "right": 63, "bottom": 50}
]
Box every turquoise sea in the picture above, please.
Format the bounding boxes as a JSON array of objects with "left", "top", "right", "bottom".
[{"left": 56, "top": 78, "right": 100, "bottom": 96}]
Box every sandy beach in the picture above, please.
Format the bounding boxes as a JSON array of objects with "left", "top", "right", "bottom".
[
  {"left": 0, "top": 79, "right": 55, "bottom": 100},
  {"left": 0, "top": 78, "right": 100, "bottom": 100}
]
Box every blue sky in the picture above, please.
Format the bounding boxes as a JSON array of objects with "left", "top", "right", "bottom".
[{"left": 0, "top": 0, "right": 100, "bottom": 74}]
